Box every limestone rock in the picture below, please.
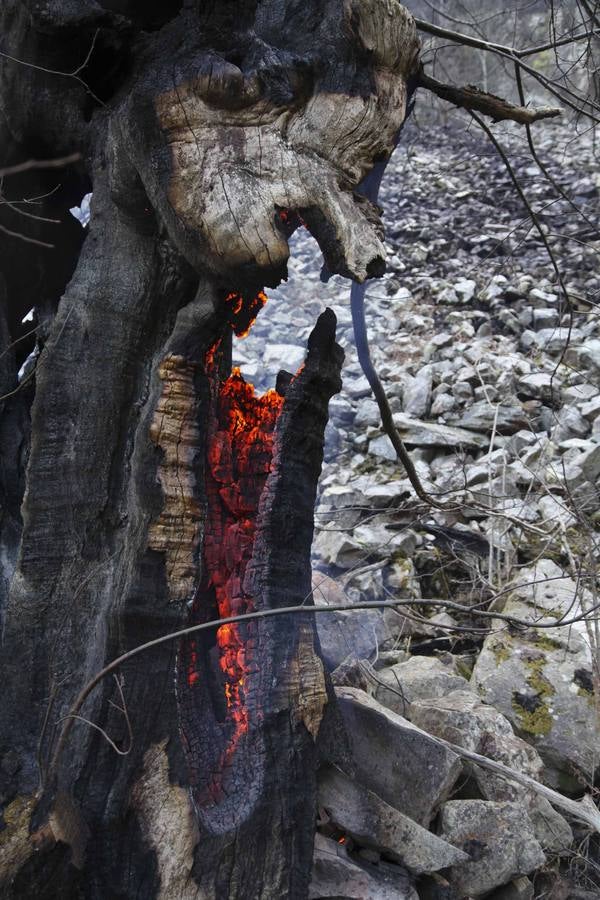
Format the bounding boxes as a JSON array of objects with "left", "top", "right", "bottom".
[
  {"left": 471, "top": 560, "right": 599, "bottom": 790},
  {"left": 392, "top": 413, "right": 488, "bottom": 449},
  {"left": 455, "top": 401, "right": 530, "bottom": 435},
  {"left": 374, "top": 656, "right": 468, "bottom": 717},
  {"left": 318, "top": 766, "right": 470, "bottom": 875},
  {"left": 516, "top": 373, "right": 561, "bottom": 405},
  {"left": 312, "top": 572, "right": 391, "bottom": 670},
  {"left": 335, "top": 687, "right": 462, "bottom": 825},
  {"left": 403, "top": 367, "right": 433, "bottom": 418},
  {"left": 410, "top": 690, "right": 573, "bottom": 853},
  {"left": 439, "top": 800, "right": 545, "bottom": 898}
]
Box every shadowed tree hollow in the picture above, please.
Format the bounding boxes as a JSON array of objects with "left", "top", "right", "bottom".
[{"left": 0, "top": 1, "right": 420, "bottom": 897}]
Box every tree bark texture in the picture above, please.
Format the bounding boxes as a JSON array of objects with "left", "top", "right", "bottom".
[{"left": 0, "top": 2, "right": 420, "bottom": 897}]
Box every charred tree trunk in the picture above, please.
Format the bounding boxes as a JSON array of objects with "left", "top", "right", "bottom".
[{"left": 0, "top": 2, "right": 420, "bottom": 897}]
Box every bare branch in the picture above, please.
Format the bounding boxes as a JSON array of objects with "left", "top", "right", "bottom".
[
  {"left": 0, "top": 153, "right": 81, "bottom": 179},
  {"left": 47, "top": 589, "right": 600, "bottom": 784},
  {"left": 418, "top": 68, "right": 562, "bottom": 124}
]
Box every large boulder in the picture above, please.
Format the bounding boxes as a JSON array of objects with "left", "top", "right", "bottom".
[
  {"left": 454, "top": 401, "right": 530, "bottom": 435},
  {"left": 438, "top": 800, "right": 546, "bottom": 898},
  {"left": 335, "top": 687, "right": 462, "bottom": 825},
  {"left": 317, "top": 765, "right": 470, "bottom": 876},
  {"left": 471, "top": 560, "right": 599, "bottom": 792},
  {"left": 410, "top": 690, "right": 573, "bottom": 853},
  {"left": 374, "top": 655, "right": 468, "bottom": 716}
]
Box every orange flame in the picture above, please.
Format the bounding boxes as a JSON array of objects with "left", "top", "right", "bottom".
[
  {"left": 224, "top": 290, "right": 268, "bottom": 338},
  {"left": 187, "top": 356, "right": 284, "bottom": 775}
]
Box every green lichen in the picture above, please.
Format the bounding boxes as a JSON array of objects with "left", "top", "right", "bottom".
[
  {"left": 524, "top": 656, "right": 555, "bottom": 699},
  {"left": 532, "top": 633, "right": 562, "bottom": 652},
  {"left": 511, "top": 697, "right": 554, "bottom": 736},
  {"left": 511, "top": 654, "right": 556, "bottom": 737},
  {"left": 577, "top": 686, "right": 594, "bottom": 701},
  {"left": 456, "top": 657, "right": 475, "bottom": 680},
  {"left": 492, "top": 641, "right": 511, "bottom": 665}
]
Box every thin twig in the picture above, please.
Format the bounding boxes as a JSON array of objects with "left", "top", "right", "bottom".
[
  {"left": 0, "top": 153, "right": 81, "bottom": 179},
  {"left": 0, "top": 29, "right": 103, "bottom": 106}
]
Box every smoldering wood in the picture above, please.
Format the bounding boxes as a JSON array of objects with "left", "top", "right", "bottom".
[{"left": 0, "top": 1, "right": 420, "bottom": 897}]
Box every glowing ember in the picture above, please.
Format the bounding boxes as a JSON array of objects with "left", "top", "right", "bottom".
[
  {"left": 184, "top": 350, "right": 284, "bottom": 788},
  {"left": 224, "top": 290, "right": 268, "bottom": 337}
]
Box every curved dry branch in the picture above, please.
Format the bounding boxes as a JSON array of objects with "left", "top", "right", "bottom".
[{"left": 418, "top": 68, "right": 562, "bottom": 124}]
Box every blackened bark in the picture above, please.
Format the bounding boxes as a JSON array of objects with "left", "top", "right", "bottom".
[{"left": 0, "top": 1, "right": 419, "bottom": 896}]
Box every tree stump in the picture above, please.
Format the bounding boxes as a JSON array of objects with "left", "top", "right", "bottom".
[{"left": 0, "top": 1, "right": 420, "bottom": 896}]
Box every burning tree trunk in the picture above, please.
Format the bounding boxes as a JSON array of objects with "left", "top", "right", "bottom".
[{"left": 0, "top": 1, "right": 419, "bottom": 897}]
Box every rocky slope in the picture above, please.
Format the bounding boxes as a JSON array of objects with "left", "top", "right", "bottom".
[{"left": 236, "top": 115, "right": 600, "bottom": 899}]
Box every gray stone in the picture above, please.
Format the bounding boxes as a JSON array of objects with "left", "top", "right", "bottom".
[
  {"left": 550, "top": 406, "right": 590, "bottom": 442},
  {"left": 352, "top": 522, "right": 418, "bottom": 561},
  {"left": 429, "top": 332, "right": 453, "bottom": 350},
  {"left": 403, "top": 367, "right": 433, "bottom": 419},
  {"left": 507, "top": 430, "right": 538, "bottom": 456},
  {"left": 580, "top": 395, "right": 600, "bottom": 421},
  {"left": 318, "top": 766, "right": 469, "bottom": 876},
  {"left": 393, "top": 413, "right": 488, "bottom": 450},
  {"left": 455, "top": 401, "right": 530, "bottom": 435},
  {"left": 336, "top": 687, "right": 462, "bottom": 826},
  {"left": 468, "top": 472, "right": 521, "bottom": 511},
  {"left": 385, "top": 556, "right": 421, "bottom": 595},
  {"left": 455, "top": 365, "right": 478, "bottom": 385},
  {"left": 534, "top": 328, "right": 584, "bottom": 355},
  {"left": 452, "top": 381, "right": 474, "bottom": 404},
  {"left": 473, "top": 384, "right": 499, "bottom": 403},
  {"left": 471, "top": 560, "right": 599, "bottom": 790},
  {"left": 529, "top": 288, "right": 558, "bottom": 307},
  {"left": 533, "top": 309, "right": 559, "bottom": 330},
  {"left": 346, "top": 375, "right": 372, "bottom": 399},
  {"left": 430, "top": 393, "right": 456, "bottom": 417},
  {"left": 438, "top": 800, "right": 545, "bottom": 897},
  {"left": 369, "top": 434, "right": 398, "bottom": 461},
  {"left": 520, "top": 330, "right": 538, "bottom": 352},
  {"left": 579, "top": 338, "right": 600, "bottom": 370},
  {"left": 312, "top": 572, "right": 391, "bottom": 670},
  {"left": 577, "top": 442, "right": 600, "bottom": 481},
  {"left": 355, "top": 398, "right": 381, "bottom": 428},
  {"left": 517, "top": 373, "right": 561, "bottom": 405},
  {"left": 313, "top": 529, "right": 365, "bottom": 569},
  {"left": 329, "top": 395, "right": 355, "bottom": 425},
  {"left": 409, "top": 690, "right": 573, "bottom": 853},
  {"left": 363, "top": 482, "right": 407, "bottom": 508},
  {"left": 537, "top": 494, "right": 576, "bottom": 529},
  {"left": 374, "top": 657, "right": 467, "bottom": 717},
  {"left": 262, "top": 342, "right": 305, "bottom": 372},
  {"left": 319, "top": 484, "right": 363, "bottom": 528},
  {"left": 561, "top": 382, "right": 597, "bottom": 405},
  {"left": 454, "top": 278, "right": 477, "bottom": 301},
  {"left": 309, "top": 833, "right": 418, "bottom": 900},
  {"left": 331, "top": 656, "right": 371, "bottom": 691},
  {"left": 342, "top": 562, "right": 386, "bottom": 601}
]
